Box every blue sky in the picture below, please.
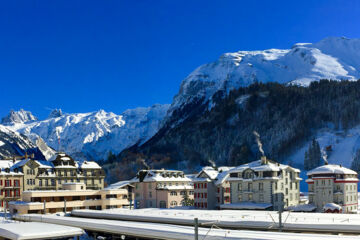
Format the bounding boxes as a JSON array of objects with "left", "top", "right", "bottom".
[{"left": 1, "top": 0, "right": 359, "bottom": 119}]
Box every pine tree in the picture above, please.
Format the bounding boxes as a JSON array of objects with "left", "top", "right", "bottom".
[
  {"left": 304, "top": 138, "right": 322, "bottom": 170},
  {"left": 351, "top": 149, "right": 360, "bottom": 173},
  {"left": 181, "top": 189, "right": 194, "bottom": 207}
]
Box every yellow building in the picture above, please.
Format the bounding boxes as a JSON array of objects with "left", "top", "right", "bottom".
[
  {"left": 10, "top": 153, "right": 105, "bottom": 191},
  {"left": 9, "top": 182, "right": 129, "bottom": 215}
]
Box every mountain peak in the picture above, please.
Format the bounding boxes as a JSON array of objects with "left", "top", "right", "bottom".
[
  {"left": 1, "top": 109, "right": 37, "bottom": 125},
  {"left": 48, "top": 109, "right": 63, "bottom": 119}
]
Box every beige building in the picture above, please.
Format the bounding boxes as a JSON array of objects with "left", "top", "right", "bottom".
[
  {"left": 306, "top": 164, "right": 358, "bottom": 213},
  {"left": 9, "top": 182, "right": 130, "bottom": 215},
  {"left": 105, "top": 180, "right": 135, "bottom": 209},
  {"left": 226, "top": 156, "right": 301, "bottom": 211},
  {"left": 193, "top": 166, "right": 233, "bottom": 209},
  {"left": 0, "top": 160, "right": 23, "bottom": 210},
  {"left": 10, "top": 153, "right": 105, "bottom": 191},
  {"left": 132, "top": 169, "right": 194, "bottom": 209}
]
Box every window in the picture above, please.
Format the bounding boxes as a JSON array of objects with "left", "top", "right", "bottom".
[
  {"left": 180, "top": 191, "right": 186, "bottom": 195},
  {"left": 149, "top": 191, "right": 152, "bottom": 198},
  {"left": 51, "top": 179, "right": 55, "bottom": 186},
  {"left": 148, "top": 183, "right": 152, "bottom": 189},
  {"left": 248, "top": 193, "right": 253, "bottom": 201},
  {"left": 5, "top": 180, "right": 10, "bottom": 187},
  {"left": 136, "top": 183, "right": 139, "bottom": 189},
  {"left": 238, "top": 183, "right": 242, "bottom": 191},
  {"left": 170, "top": 191, "right": 177, "bottom": 196},
  {"left": 259, "top": 194, "right": 264, "bottom": 202},
  {"left": 170, "top": 201, "right": 177, "bottom": 207},
  {"left": 204, "top": 193, "right": 207, "bottom": 198},
  {"left": 204, "top": 183, "right": 207, "bottom": 188},
  {"left": 238, "top": 195, "right": 242, "bottom": 202},
  {"left": 275, "top": 182, "right": 278, "bottom": 190},
  {"left": 39, "top": 180, "right": 43, "bottom": 186},
  {"left": 259, "top": 183, "right": 263, "bottom": 191},
  {"left": 248, "top": 183, "right": 252, "bottom": 191}
]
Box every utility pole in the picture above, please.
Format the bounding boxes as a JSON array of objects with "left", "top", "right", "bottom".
[
  {"left": 194, "top": 218, "right": 199, "bottom": 240},
  {"left": 64, "top": 199, "right": 67, "bottom": 214},
  {"left": 43, "top": 200, "right": 46, "bottom": 214},
  {"left": 278, "top": 197, "right": 284, "bottom": 232}
]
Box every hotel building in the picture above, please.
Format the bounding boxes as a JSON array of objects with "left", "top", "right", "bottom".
[
  {"left": 226, "top": 156, "right": 301, "bottom": 210},
  {"left": 132, "top": 169, "right": 194, "bottom": 209},
  {"left": 306, "top": 164, "right": 358, "bottom": 213}
]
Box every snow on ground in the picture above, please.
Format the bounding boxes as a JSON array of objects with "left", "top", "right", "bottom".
[
  {"left": 0, "top": 221, "right": 84, "bottom": 240},
  {"left": 15, "top": 214, "right": 360, "bottom": 240},
  {"left": 71, "top": 208, "right": 360, "bottom": 234}
]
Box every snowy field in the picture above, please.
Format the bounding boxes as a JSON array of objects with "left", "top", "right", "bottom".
[
  {"left": 14, "top": 214, "right": 360, "bottom": 240},
  {"left": 72, "top": 208, "right": 360, "bottom": 234}
]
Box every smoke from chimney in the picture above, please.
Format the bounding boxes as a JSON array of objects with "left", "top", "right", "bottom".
[
  {"left": 208, "top": 159, "right": 216, "bottom": 168},
  {"left": 321, "top": 149, "right": 328, "bottom": 165},
  {"left": 253, "top": 131, "right": 265, "bottom": 156},
  {"left": 138, "top": 158, "right": 150, "bottom": 170}
]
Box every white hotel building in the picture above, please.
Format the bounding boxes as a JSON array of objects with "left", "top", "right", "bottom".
[{"left": 306, "top": 164, "right": 358, "bottom": 213}]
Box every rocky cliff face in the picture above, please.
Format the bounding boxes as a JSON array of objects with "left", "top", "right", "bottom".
[
  {"left": 2, "top": 104, "right": 170, "bottom": 161},
  {"left": 0, "top": 125, "right": 45, "bottom": 159}
]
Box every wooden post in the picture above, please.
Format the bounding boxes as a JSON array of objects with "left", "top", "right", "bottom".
[{"left": 194, "top": 218, "right": 199, "bottom": 240}]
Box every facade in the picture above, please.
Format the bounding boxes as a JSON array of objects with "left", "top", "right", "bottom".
[
  {"left": 132, "top": 169, "right": 194, "bottom": 209},
  {"left": 306, "top": 164, "right": 358, "bottom": 213},
  {"left": 227, "top": 156, "right": 301, "bottom": 210},
  {"left": 105, "top": 180, "right": 135, "bottom": 209},
  {"left": 0, "top": 160, "right": 23, "bottom": 210},
  {"left": 9, "top": 182, "right": 130, "bottom": 214},
  {"left": 10, "top": 153, "right": 105, "bottom": 191},
  {"left": 193, "top": 166, "right": 233, "bottom": 209},
  {"left": 215, "top": 169, "right": 232, "bottom": 208}
]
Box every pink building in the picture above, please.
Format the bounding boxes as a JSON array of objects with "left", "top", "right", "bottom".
[{"left": 131, "top": 169, "right": 194, "bottom": 209}]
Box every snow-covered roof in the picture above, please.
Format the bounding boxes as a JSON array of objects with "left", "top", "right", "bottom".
[
  {"left": 0, "top": 222, "right": 84, "bottom": 240},
  {"left": 106, "top": 180, "right": 133, "bottom": 190},
  {"left": 132, "top": 169, "right": 192, "bottom": 183},
  {"left": 323, "top": 203, "right": 342, "bottom": 211},
  {"left": 286, "top": 204, "right": 316, "bottom": 212},
  {"left": 230, "top": 159, "right": 299, "bottom": 173},
  {"left": 79, "top": 161, "right": 101, "bottom": 169},
  {"left": 196, "top": 166, "right": 219, "bottom": 180},
  {"left": 194, "top": 166, "right": 235, "bottom": 184},
  {"left": 307, "top": 164, "right": 357, "bottom": 176},
  {"left": 220, "top": 202, "right": 272, "bottom": 210},
  {"left": 0, "top": 160, "right": 17, "bottom": 169}
]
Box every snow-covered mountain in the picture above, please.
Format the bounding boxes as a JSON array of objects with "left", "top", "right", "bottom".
[
  {"left": 3, "top": 104, "right": 169, "bottom": 161},
  {"left": 0, "top": 125, "right": 45, "bottom": 159},
  {"left": 1, "top": 109, "right": 37, "bottom": 125},
  {"left": 168, "top": 37, "right": 360, "bottom": 117}
]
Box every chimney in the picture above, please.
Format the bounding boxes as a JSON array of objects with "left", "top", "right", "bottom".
[
  {"left": 12, "top": 156, "right": 16, "bottom": 163},
  {"left": 261, "top": 156, "right": 267, "bottom": 165},
  {"left": 24, "top": 152, "right": 28, "bottom": 159},
  {"left": 30, "top": 153, "right": 35, "bottom": 159}
]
